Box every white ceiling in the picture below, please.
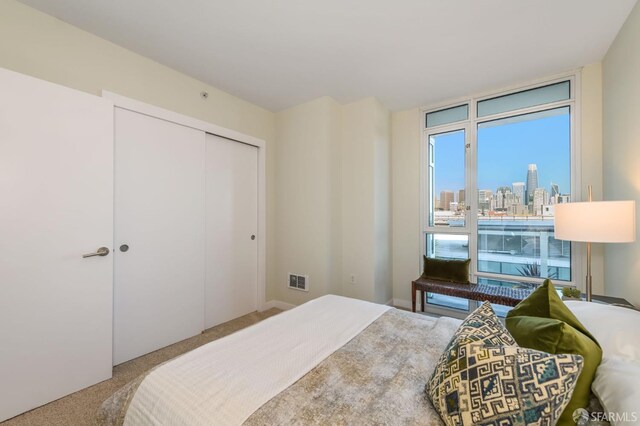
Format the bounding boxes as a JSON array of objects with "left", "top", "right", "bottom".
[{"left": 19, "top": 0, "right": 637, "bottom": 111}]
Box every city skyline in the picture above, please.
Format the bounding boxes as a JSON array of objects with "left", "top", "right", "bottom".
[
  {"left": 436, "top": 162, "right": 568, "bottom": 211},
  {"left": 432, "top": 110, "right": 571, "bottom": 199},
  {"left": 438, "top": 167, "right": 566, "bottom": 199}
]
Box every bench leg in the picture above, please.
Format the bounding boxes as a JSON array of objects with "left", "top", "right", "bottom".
[
  {"left": 420, "top": 290, "right": 425, "bottom": 312},
  {"left": 411, "top": 281, "right": 416, "bottom": 312}
]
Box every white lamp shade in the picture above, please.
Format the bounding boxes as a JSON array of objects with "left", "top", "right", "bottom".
[{"left": 554, "top": 200, "right": 636, "bottom": 243}]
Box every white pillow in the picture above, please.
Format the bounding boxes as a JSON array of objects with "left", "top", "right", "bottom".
[
  {"left": 565, "top": 301, "right": 640, "bottom": 424},
  {"left": 564, "top": 301, "right": 640, "bottom": 361},
  {"left": 591, "top": 357, "right": 640, "bottom": 425}
]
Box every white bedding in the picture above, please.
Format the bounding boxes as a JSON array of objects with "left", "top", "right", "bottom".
[
  {"left": 123, "top": 294, "right": 391, "bottom": 426},
  {"left": 566, "top": 301, "right": 640, "bottom": 425},
  {"left": 565, "top": 300, "right": 640, "bottom": 361}
]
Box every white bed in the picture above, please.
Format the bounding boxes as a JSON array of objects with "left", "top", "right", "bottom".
[
  {"left": 97, "top": 295, "right": 462, "bottom": 425},
  {"left": 97, "top": 295, "right": 637, "bottom": 426}
]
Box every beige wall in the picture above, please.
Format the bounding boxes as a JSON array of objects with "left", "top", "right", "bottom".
[
  {"left": 603, "top": 1, "right": 640, "bottom": 306},
  {"left": 390, "top": 109, "right": 422, "bottom": 307},
  {"left": 275, "top": 97, "right": 392, "bottom": 305},
  {"left": 274, "top": 97, "right": 342, "bottom": 305},
  {"left": 341, "top": 101, "right": 376, "bottom": 301},
  {"left": 373, "top": 100, "right": 392, "bottom": 304},
  {"left": 341, "top": 98, "right": 392, "bottom": 304},
  {"left": 390, "top": 65, "right": 605, "bottom": 306},
  {"left": 0, "top": 0, "right": 280, "bottom": 300},
  {"left": 580, "top": 63, "right": 605, "bottom": 295}
]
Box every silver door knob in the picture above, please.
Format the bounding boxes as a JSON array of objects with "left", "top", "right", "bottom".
[{"left": 82, "top": 247, "right": 110, "bottom": 258}]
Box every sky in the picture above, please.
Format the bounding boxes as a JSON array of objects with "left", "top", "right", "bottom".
[{"left": 432, "top": 109, "right": 571, "bottom": 197}]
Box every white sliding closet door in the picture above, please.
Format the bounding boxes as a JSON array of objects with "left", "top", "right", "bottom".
[
  {"left": 114, "top": 108, "right": 205, "bottom": 365},
  {"left": 0, "top": 68, "right": 113, "bottom": 422},
  {"left": 205, "top": 134, "right": 258, "bottom": 328}
]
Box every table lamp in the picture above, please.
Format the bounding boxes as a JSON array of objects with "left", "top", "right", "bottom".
[{"left": 554, "top": 186, "right": 636, "bottom": 301}]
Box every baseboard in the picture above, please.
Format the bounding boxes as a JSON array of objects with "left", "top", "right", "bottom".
[
  {"left": 392, "top": 298, "right": 412, "bottom": 310},
  {"left": 261, "top": 300, "right": 297, "bottom": 311}
]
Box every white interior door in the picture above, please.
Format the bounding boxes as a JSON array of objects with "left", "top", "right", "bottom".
[
  {"left": 0, "top": 68, "right": 113, "bottom": 422},
  {"left": 205, "top": 134, "right": 258, "bottom": 328},
  {"left": 114, "top": 109, "right": 205, "bottom": 365}
]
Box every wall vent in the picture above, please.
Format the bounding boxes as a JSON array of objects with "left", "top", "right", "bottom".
[{"left": 288, "top": 273, "right": 309, "bottom": 292}]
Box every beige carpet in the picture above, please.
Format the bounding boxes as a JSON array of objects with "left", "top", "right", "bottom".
[{"left": 2, "top": 308, "right": 282, "bottom": 426}]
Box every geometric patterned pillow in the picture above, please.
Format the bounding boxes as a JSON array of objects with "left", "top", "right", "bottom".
[
  {"left": 425, "top": 302, "right": 584, "bottom": 425},
  {"left": 441, "top": 302, "right": 517, "bottom": 354},
  {"left": 426, "top": 342, "right": 584, "bottom": 425},
  {"left": 427, "top": 302, "right": 517, "bottom": 401}
]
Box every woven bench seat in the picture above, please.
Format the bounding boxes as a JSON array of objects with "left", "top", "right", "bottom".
[{"left": 411, "top": 276, "right": 533, "bottom": 312}]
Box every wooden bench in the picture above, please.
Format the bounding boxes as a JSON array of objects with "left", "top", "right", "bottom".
[{"left": 411, "top": 276, "right": 534, "bottom": 312}]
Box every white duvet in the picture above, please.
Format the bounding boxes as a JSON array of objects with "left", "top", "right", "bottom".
[{"left": 124, "top": 295, "right": 391, "bottom": 426}]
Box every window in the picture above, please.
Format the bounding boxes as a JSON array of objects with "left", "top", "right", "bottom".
[
  {"left": 428, "top": 129, "right": 466, "bottom": 228},
  {"left": 477, "top": 107, "right": 571, "bottom": 282},
  {"left": 477, "top": 81, "right": 570, "bottom": 117},
  {"left": 422, "top": 77, "right": 576, "bottom": 316},
  {"left": 426, "top": 104, "right": 469, "bottom": 128}
]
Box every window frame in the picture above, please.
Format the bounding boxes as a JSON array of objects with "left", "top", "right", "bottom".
[{"left": 419, "top": 72, "right": 582, "bottom": 318}]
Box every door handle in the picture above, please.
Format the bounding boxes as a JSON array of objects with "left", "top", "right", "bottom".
[{"left": 82, "top": 247, "right": 110, "bottom": 258}]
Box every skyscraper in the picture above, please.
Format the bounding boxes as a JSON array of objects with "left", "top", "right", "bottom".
[
  {"left": 439, "top": 190, "right": 455, "bottom": 211},
  {"left": 458, "top": 189, "right": 465, "bottom": 204},
  {"left": 478, "top": 189, "right": 493, "bottom": 212},
  {"left": 550, "top": 183, "right": 560, "bottom": 204},
  {"left": 526, "top": 164, "right": 538, "bottom": 205},
  {"left": 512, "top": 182, "right": 525, "bottom": 205},
  {"left": 494, "top": 186, "right": 511, "bottom": 210},
  {"left": 533, "top": 188, "right": 548, "bottom": 215}
]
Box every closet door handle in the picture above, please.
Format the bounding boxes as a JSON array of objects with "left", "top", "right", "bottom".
[{"left": 82, "top": 247, "right": 110, "bottom": 258}]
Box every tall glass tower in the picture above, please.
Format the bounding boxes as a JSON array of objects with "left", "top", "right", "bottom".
[{"left": 526, "top": 164, "right": 538, "bottom": 204}]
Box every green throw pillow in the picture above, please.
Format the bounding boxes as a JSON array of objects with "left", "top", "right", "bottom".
[
  {"left": 506, "top": 280, "right": 602, "bottom": 426},
  {"left": 422, "top": 256, "right": 470, "bottom": 283},
  {"left": 508, "top": 279, "right": 598, "bottom": 343},
  {"left": 427, "top": 302, "right": 584, "bottom": 426}
]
